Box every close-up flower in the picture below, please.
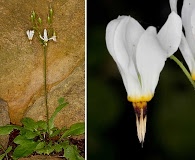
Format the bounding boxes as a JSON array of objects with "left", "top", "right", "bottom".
[
  {"left": 105, "top": 11, "right": 182, "bottom": 144},
  {"left": 170, "top": 0, "right": 195, "bottom": 80}
]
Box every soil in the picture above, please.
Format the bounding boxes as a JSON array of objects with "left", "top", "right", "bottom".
[{"left": 0, "top": 129, "right": 85, "bottom": 160}]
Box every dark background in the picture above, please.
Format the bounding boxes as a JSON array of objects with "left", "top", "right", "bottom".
[{"left": 87, "top": 0, "right": 195, "bottom": 159}]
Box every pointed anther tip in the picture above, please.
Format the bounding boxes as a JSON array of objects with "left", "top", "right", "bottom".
[
  {"left": 133, "top": 102, "right": 147, "bottom": 145},
  {"left": 141, "top": 141, "right": 144, "bottom": 148}
]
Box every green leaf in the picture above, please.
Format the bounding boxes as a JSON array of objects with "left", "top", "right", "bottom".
[
  {"left": 53, "top": 143, "right": 62, "bottom": 152},
  {"left": 58, "top": 97, "right": 65, "bottom": 104},
  {"left": 63, "top": 145, "right": 84, "bottom": 160},
  {"left": 36, "top": 142, "right": 54, "bottom": 155},
  {"left": 35, "top": 141, "right": 46, "bottom": 150},
  {"left": 60, "top": 126, "right": 67, "bottom": 133},
  {"left": 5, "top": 146, "right": 12, "bottom": 154},
  {"left": 0, "top": 146, "right": 12, "bottom": 160},
  {"left": 21, "top": 117, "right": 38, "bottom": 131},
  {"left": 0, "top": 125, "right": 18, "bottom": 135},
  {"left": 12, "top": 142, "right": 38, "bottom": 159},
  {"left": 50, "top": 128, "right": 61, "bottom": 137},
  {"left": 37, "top": 120, "right": 47, "bottom": 131},
  {"left": 60, "top": 140, "right": 69, "bottom": 148},
  {"left": 20, "top": 129, "right": 38, "bottom": 139},
  {"left": 49, "top": 101, "right": 68, "bottom": 131},
  {"left": 0, "top": 153, "right": 6, "bottom": 160},
  {"left": 14, "top": 135, "right": 34, "bottom": 145},
  {"left": 61, "top": 122, "right": 85, "bottom": 139}
]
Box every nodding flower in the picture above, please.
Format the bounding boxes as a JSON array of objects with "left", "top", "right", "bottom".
[
  {"left": 105, "top": 11, "right": 182, "bottom": 145},
  {"left": 39, "top": 29, "right": 56, "bottom": 45},
  {"left": 170, "top": 0, "right": 195, "bottom": 80},
  {"left": 26, "top": 30, "right": 34, "bottom": 41}
]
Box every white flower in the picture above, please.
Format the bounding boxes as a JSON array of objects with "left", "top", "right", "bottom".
[
  {"left": 39, "top": 29, "right": 56, "bottom": 45},
  {"left": 26, "top": 30, "right": 34, "bottom": 41},
  {"left": 105, "top": 12, "right": 182, "bottom": 144},
  {"left": 170, "top": 0, "right": 195, "bottom": 80},
  {"left": 49, "top": 32, "right": 57, "bottom": 42}
]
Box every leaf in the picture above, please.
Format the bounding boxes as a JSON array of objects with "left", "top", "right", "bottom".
[
  {"left": 60, "top": 126, "right": 67, "bottom": 133},
  {"left": 58, "top": 97, "right": 65, "bottom": 104},
  {"left": 14, "top": 135, "right": 34, "bottom": 145},
  {"left": 0, "top": 153, "right": 6, "bottom": 160},
  {"left": 63, "top": 145, "right": 84, "bottom": 160},
  {"left": 53, "top": 143, "right": 62, "bottom": 152},
  {"left": 35, "top": 141, "right": 46, "bottom": 150},
  {"left": 12, "top": 142, "right": 38, "bottom": 159},
  {"left": 0, "top": 125, "right": 19, "bottom": 135},
  {"left": 37, "top": 120, "right": 47, "bottom": 131},
  {"left": 36, "top": 142, "right": 54, "bottom": 155},
  {"left": 5, "top": 146, "right": 12, "bottom": 154},
  {"left": 49, "top": 101, "right": 68, "bottom": 131},
  {"left": 60, "top": 122, "right": 85, "bottom": 139},
  {"left": 50, "top": 128, "right": 61, "bottom": 137},
  {"left": 20, "top": 129, "right": 38, "bottom": 139},
  {"left": 21, "top": 117, "right": 38, "bottom": 131},
  {"left": 0, "top": 146, "right": 12, "bottom": 160}
]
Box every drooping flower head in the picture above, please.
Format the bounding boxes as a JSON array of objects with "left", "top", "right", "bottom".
[
  {"left": 170, "top": 0, "right": 195, "bottom": 80},
  {"left": 26, "top": 30, "right": 34, "bottom": 41},
  {"left": 105, "top": 12, "right": 182, "bottom": 144},
  {"left": 39, "top": 29, "right": 56, "bottom": 46}
]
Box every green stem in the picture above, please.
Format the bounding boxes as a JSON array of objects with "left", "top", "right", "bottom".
[
  {"left": 43, "top": 45, "right": 49, "bottom": 134},
  {"left": 170, "top": 55, "right": 195, "bottom": 89}
]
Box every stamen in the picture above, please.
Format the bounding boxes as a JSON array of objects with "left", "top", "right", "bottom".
[{"left": 133, "top": 102, "right": 147, "bottom": 146}]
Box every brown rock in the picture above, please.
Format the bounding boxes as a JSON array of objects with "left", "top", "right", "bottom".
[
  {"left": 0, "top": 0, "right": 85, "bottom": 126},
  {"left": 25, "top": 61, "right": 85, "bottom": 128},
  {"left": 0, "top": 99, "right": 10, "bottom": 149}
]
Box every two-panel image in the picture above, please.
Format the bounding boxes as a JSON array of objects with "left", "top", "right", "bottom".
[{"left": 0, "top": 0, "right": 195, "bottom": 159}]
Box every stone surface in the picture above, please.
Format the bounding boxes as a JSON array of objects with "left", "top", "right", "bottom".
[
  {"left": 0, "top": 0, "right": 85, "bottom": 127},
  {"left": 0, "top": 99, "right": 10, "bottom": 149},
  {"left": 25, "top": 62, "right": 85, "bottom": 128}
]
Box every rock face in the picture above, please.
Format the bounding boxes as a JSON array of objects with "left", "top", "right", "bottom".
[
  {"left": 0, "top": 99, "right": 10, "bottom": 149},
  {"left": 0, "top": 0, "right": 85, "bottom": 128}
]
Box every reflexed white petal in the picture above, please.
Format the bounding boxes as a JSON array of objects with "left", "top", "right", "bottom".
[
  {"left": 157, "top": 11, "right": 182, "bottom": 57},
  {"left": 26, "top": 30, "right": 30, "bottom": 37},
  {"left": 182, "top": 0, "right": 195, "bottom": 54},
  {"left": 49, "top": 36, "right": 57, "bottom": 41},
  {"left": 39, "top": 34, "right": 44, "bottom": 41},
  {"left": 191, "top": 9, "right": 195, "bottom": 38},
  {"left": 106, "top": 16, "right": 144, "bottom": 69},
  {"left": 136, "top": 26, "right": 167, "bottom": 96},
  {"left": 105, "top": 16, "right": 143, "bottom": 97},
  {"left": 43, "top": 29, "right": 49, "bottom": 41},
  {"left": 169, "top": 0, "right": 178, "bottom": 13},
  {"left": 179, "top": 34, "right": 195, "bottom": 75}
]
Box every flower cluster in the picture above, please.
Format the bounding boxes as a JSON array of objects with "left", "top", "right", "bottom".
[
  {"left": 106, "top": 0, "right": 195, "bottom": 145},
  {"left": 26, "top": 8, "right": 56, "bottom": 46}
]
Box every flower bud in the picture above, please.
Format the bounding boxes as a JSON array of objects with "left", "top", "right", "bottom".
[
  {"left": 38, "top": 17, "right": 42, "bottom": 24},
  {"left": 47, "top": 15, "right": 51, "bottom": 24},
  {"left": 49, "top": 8, "right": 53, "bottom": 18},
  {"left": 31, "top": 11, "right": 36, "bottom": 20}
]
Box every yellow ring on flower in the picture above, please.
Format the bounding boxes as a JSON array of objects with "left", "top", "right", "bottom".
[
  {"left": 192, "top": 72, "right": 195, "bottom": 81},
  {"left": 127, "top": 94, "right": 153, "bottom": 103}
]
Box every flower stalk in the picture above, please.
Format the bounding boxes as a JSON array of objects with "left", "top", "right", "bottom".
[
  {"left": 26, "top": 8, "right": 56, "bottom": 136},
  {"left": 43, "top": 45, "right": 49, "bottom": 133},
  {"left": 170, "top": 55, "right": 195, "bottom": 89}
]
